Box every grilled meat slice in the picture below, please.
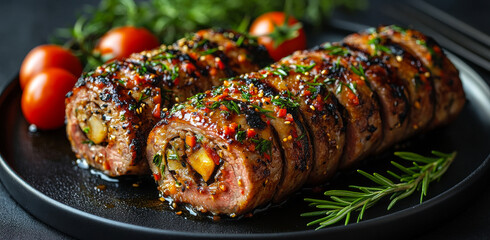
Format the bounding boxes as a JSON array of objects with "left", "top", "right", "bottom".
[
  {"left": 146, "top": 95, "right": 283, "bottom": 215},
  {"left": 344, "top": 31, "right": 436, "bottom": 141},
  {"left": 376, "top": 26, "right": 465, "bottom": 128},
  {"left": 66, "top": 29, "right": 272, "bottom": 176}
]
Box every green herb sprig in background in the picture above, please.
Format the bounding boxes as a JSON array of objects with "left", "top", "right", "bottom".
[
  {"left": 301, "top": 151, "right": 457, "bottom": 229},
  {"left": 53, "top": 0, "right": 366, "bottom": 70}
]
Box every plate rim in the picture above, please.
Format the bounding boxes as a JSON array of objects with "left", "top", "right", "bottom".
[{"left": 0, "top": 54, "right": 489, "bottom": 239}]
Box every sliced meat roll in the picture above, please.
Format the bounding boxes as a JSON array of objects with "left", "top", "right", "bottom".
[
  {"left": 344, "top": 30, "right": 435, "bottom": 139},
  {"left": 251, "top": 55, "right": 345, "bottom": 184},
  {"left": 146, "top": 90, "right": 284, "bottom": 215},
  {"left": 301, "top": 50, "right": 383, "bottom": 169},
  {"left": 216, "top": 78, "right": 313, "bottom": 202},
  {"left": 148, "top": 25, "right": 466, "bottom": 216},
  {"left": 376, "top": 25, "right": 466, "bottom": 128},
  {"left": 66, "top": 29, "right": 272, "bottom": 176}
]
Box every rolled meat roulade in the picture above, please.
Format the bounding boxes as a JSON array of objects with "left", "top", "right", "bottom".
[
  {"left": 146, "top": 25, "right": 465, "bottom": 216},
  {"left": 66, "top": 29, "right": 272, "bottom": 176}
]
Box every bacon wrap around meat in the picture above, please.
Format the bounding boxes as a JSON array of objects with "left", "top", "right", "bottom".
[
  {"left": 65, "top": 29, "right": 272, "bottom": 176},
  {"left": 146, "top": 25, "right": 465, "bottom": 216}
]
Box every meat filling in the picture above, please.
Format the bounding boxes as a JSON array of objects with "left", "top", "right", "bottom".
[{"left": 75, "top": 102, "right": 109, "bottom": 145}]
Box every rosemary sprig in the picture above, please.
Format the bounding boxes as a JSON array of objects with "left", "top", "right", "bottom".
[{"left": 301, "top": 151, "right": 457, "bottom": 230}]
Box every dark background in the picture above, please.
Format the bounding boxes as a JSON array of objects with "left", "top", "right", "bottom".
[{"left": 0, "top": 0, "right": 489, "bottom": 239}]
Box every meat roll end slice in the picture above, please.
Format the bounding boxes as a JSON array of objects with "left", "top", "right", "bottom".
[{"left": 147, "top": 94, "right": 283, "bottom": 215}]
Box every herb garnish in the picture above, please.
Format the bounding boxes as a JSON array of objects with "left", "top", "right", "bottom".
[
  {"left": 336, "top": 81, "right": 357, "bottom": 95},
  {"left": 389, "top": 25, "right": 406, "bottom": 34},
  {"left": 250, "top": 138, "right": 272, "bottom": 155},
  {"left": 235, "top": 127, "right": 246, "bottom": 143},
  {"left": 323, "top": 43, "right": 349, "bottom": 56},
  {"left": 170, "top": 104, "right": 185, "bottom": 115},
  {"left": 271, "top": 97, "right": 300, "bottom": 109},
  {"left": 221, "top": 100, "right": 241, "bottom": 115},
  {"left": 82, "top": 140, "right": 95, "bottom": 145},
  {"left": 268, "top": 65, "right": 291, "bottom": 79},
  {"left": 152, "top": 52, "right": 176, "bottom": 60},
  {"left": 168, "top": 144, "right": 181, "bottom": 161},
  {"left": 170, "top": 66, "right": 179, "bottom": 81},
  {"left": 236, "top": 35, "right": 245, "bottom": 47},
  {"left": 305, "top": 80, "right": 323, "bottom": 98},
  {"left": 201, "top": 48, "right": 218, "bottom": 55},
  {"left": 241, "top": 91, "right": 252, "bottom": 101},
  {"left": 153, "top": 153, "right": 162, "bottom": 165},
  {"left": 252, "top": 104, "right": 276, "bottom": 119},
  {"left": 294, "top": 63, "right": 316, "bottom": 74},
  {"left": 368, "top": 37, "right": 392, "bottom": 56},
  {"left": 350, "top": 64, "right": 365, "bottom": 79},
  {"left": 189, "top": 92, "right": 207, "bottom": 109},
  {"left": 301, "top": 151, "right": 456, "bottom": 229}
]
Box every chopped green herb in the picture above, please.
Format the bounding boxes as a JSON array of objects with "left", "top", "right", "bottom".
[
  {"left": 171, "top": 66, "right": 179, "bottom": 80},
  {"left": 236, "top": 129, "right": 246, "bottom": 143},
  {"left": 167, "top": 153, "right": 178, "bottom": 160},
  {"left": 324, "top": 78, "right": 336, "bottom": 85},
  {"left": 336, "top": 82, "right": 358, "bottom": 95},
  {"left": 324, "top": 92, "right": 331, "bottom": 101},
  {"left": 241, "top": 91, "right": 252, "bottom": 101},
  {"left": 271, "top": 97, "right": 299, "bottom": 110},
  {"left": 168, "top": 144, "right": 181, "bottom": 161},
  {"left": 153, "top": 153, "right": 162, "bottom": 165},
  {"left": 368, "top": 37, "right": 392, "bottom": 56},
  {"left": 323, "top": 43, "right": 349, "bottom": 56},
  {"left": 297, "top": 133, "right": 306, "bottom": 140},
  {"left": 389, "top": 25, "right": 406, "bottom": 34},
  {"left": 268, "top": 65, "right": 290, "bottom": 79},
  {"left": 250, "top": 138, "right": 272, "bottom": 155},
  {"left": 201, "top": 48, "right": 218, "bottom": 55},
  {"left": 152, "top": 52, "right": 176, "bottom": 60},
  {"left": 138, "top": 89, "right": 151, "bottom": 102},
  {"left": 196, "top": 134, "right": 204, "bottom": 142},
  {"left": 211, "top": 87, "right": 223, "bottom": 97},
  {"left": 294, "top": 63, "right": 316, "bottom": 74},
  {"left": 350, "top": 64, "right": 365, "bottom": 78},
  {"left": 82, "top": 140, "right": 95, "bottom": 145},
  {"left": 194, "top": 39, "right": 209, "bottom": 49},
  {"left": 221, "top": 100, "right": 241, "bottom": 115},
  {"left": 136, "top": 64, "right": 148, "bottom": 75},
  {"left": 128, "top": 104, "right": 136, "bottom": 111},
  {"left": 170, "top": 104, "right": 185, "bottom": 114},
  {"left": 252, "top": 104, "right": 275, "bottom": 119},
  {"left": 330, "top": 58, "right": 342, "bottom": 72},
  {"left": 189, "top": 92, "right": 207, "bottom": 109},
  {"left": 236, "top": 35, "right": 245, "bottom": 47},
  {"left": 83, "top": 127, "right": 90, "bottom": 134}
]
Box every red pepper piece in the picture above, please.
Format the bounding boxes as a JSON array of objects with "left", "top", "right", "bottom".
[
  {"left": 277, "top": 108, "right": 287, "bottom": 118},
  {"left": 246, "top": 128, "right": 257, "bottom": 138}
]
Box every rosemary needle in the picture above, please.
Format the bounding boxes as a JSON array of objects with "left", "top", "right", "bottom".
[{"left": 301, "top": 151, "right": 457, "bottom": 230}]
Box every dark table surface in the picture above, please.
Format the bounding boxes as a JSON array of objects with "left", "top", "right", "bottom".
[{"left": 0, "top": 0, "right": 489, "bottom": 239}]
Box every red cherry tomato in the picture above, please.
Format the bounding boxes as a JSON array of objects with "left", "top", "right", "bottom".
[
  {"left": 21, "top": 68, "right": 78, "bottom": 130},
  {"left": 95, "top": 26, "right": 160, "bottom": 62},
  {"left": 249, "top": 12, "right": 307, "bottom": 61},
  {"left": 19, "top": 45, "right": 82, "bottom": 89}
]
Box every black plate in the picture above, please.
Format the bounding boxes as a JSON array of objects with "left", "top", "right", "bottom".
[{"left": 1, "top": 49, "right": 489, "bottom": 239}]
